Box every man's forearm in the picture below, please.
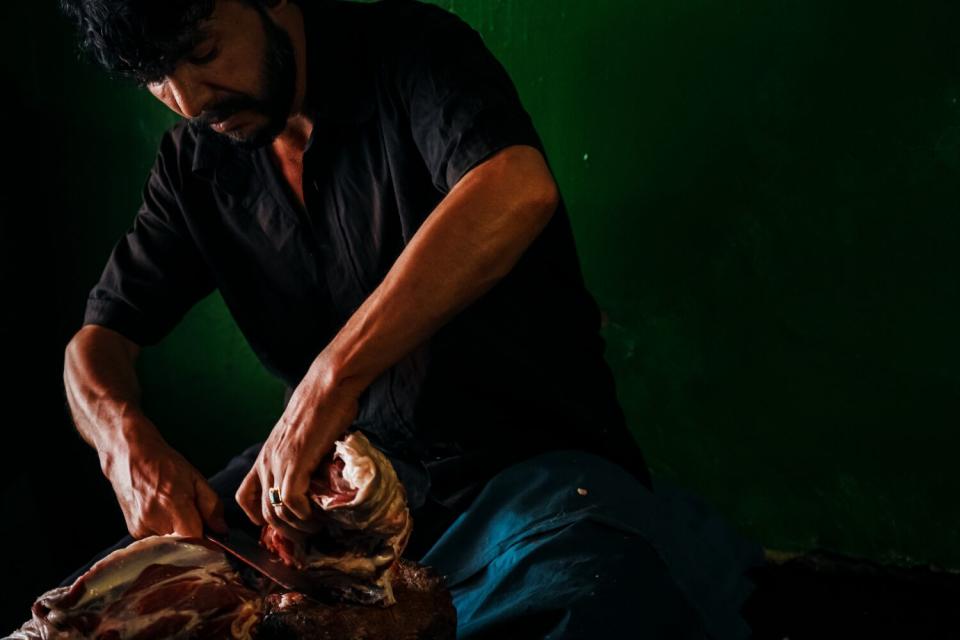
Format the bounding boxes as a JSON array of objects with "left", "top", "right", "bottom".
[
  {"left": 63, "top": 325, "right": 156, "bottom": 472},
  {"left": 318, "top": 144, "right": 560, "bottom": 397}
]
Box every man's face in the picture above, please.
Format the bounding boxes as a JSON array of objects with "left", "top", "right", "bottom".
[{"left": 147, "top": 0, "right": 297, "bottom": 150}]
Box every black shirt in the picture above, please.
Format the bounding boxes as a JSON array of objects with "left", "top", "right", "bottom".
[{"left": 83, "top": 0, "right": 652, "bottom": 513}]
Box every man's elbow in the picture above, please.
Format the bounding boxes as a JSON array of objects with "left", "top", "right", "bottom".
[
  {"left": 458, "top": 144, "right": 561, "bottom": 229},
  {"left": 530, "top": 172, "right": 560, "bottom": 223},
  {"left": 504, "top": 145, "right": 560, "bottom": 224}
]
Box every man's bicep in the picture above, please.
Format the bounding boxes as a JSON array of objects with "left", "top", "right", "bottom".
[
  {"left": 450, "top": 143, "right": 560, "bottom": 205},
  {"left": 83, "top": 148, "right": 216, "bottom": 348},
  {"left": 397, "top": 10, "right": 546, "bottom": 194}
]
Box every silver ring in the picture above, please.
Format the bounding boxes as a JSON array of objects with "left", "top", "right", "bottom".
[{"left": 268, "top": 487, "right": 283, "bottom": 506}]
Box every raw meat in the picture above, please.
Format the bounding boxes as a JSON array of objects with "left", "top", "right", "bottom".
[
  {"left": 260, "top": 430, "right": 413, "bottom": 606},
  {"left": 8, "top": 430, "right": 433, "bottom": 639},
  {"left": 8, "top": 536, "right": 262, "bottom": 639},
  {"left": 8, "top": 550, "right": 455, "bottom": 640}
]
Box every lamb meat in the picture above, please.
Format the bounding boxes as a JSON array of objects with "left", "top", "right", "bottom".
[
  {"left": 8, "top": 431, "right": 443, "bottom": 639},
  {"left": 8, "top": 536, "right": 263, "bottom": 640},
  {"left": 7, "top": 546, "right": 455, "bottom": 640},
  {"left": 259, "top": 430, "right": 413, "bottom": 606}
]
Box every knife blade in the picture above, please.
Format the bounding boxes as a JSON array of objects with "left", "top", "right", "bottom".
[
  {"left": 203, "top": 528, "right": 362, "bottom": 603},
  {"left": 203, "top": 528, "right": 303, "bottom": 591}
]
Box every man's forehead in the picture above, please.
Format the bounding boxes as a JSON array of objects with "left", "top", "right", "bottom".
[{"left": 204, "top": 0, "right": 264, "bottom": 33}]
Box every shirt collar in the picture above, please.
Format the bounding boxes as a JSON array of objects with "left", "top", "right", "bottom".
[{"left": 190, "top": 127, "right": 252, "bottom": 193}]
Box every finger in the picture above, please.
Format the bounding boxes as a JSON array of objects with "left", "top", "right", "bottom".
[
  {"left": 258, "top": 469, "right": 310, "bottom": 535},
  {"left": 263, "top": 503, "right": 313, "bottom": 542},
  {"left": 236, "top": 467, "right": 265, "bottom": 526},
  {"left": 195, "top": 476, "right": 227, "bottom": 534},
  {"left": 128, "top": 520, "right": 150, "bottom": 540},
  {"left": 263, "top": 500, "right": 285, "bottom": 530},
  {"left": 279, "top": 467, "right": 314, "bottom": 523},
  {"left": 269, "top": 496, "right": 317, "bottom": 533},
  {"left": 265, "top": 448, "right": 313, "bottom": 531},
  {"left": 259, "top": 468, "right": 284, "bottom": 531},
  {"left": 171, "top": 505, "right": 204, "bottom": 539}
]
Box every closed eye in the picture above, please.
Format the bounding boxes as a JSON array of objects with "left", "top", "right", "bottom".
[{"left": 187, "top": 43, "right": 219, "bottom": 66}]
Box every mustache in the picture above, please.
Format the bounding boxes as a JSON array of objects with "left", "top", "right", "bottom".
[{"left": 190, "top": 95, "right": 267, "bottom": 128}]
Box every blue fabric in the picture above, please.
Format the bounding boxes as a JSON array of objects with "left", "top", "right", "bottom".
[{"left": 420, "top": 450, "right": 765, "bottom": 639}]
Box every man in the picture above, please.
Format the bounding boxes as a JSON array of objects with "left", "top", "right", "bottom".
[{"left": 59, "top": 0, "right": 760, "bottom": 637}]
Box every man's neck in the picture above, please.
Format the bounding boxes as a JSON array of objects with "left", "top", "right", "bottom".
[{"left": 273, "top": 114, "right": 314, "bottom": 157}]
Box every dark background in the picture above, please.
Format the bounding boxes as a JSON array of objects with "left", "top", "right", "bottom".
[{"left": 3, "top": 0, "right": 960, "bottom": 630}]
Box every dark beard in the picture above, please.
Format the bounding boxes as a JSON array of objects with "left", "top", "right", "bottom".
[{"left": 188, "top": 6, "right": 296, "bottom": 150}]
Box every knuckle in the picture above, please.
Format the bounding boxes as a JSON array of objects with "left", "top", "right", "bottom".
[
  {"left": 263, "top": 508, "right": 282, "bottom": 529},
  {"left": 262, "top": 508, "right": 277, "bottom": 527},
  {"left": 281, "top": 475, "right": 304, "bottom": 493}
]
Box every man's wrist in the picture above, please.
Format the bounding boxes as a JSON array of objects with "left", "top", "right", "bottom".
[
  {"left": 305, "top": 345, "right": 374, "bottom": 402},
  {"left": 97, "top": 406, "right": 162, "bottom": 478}
]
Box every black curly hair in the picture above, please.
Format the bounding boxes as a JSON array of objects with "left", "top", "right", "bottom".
[{"left": 59, "top": 0, "right": 287, "bottom": 85}]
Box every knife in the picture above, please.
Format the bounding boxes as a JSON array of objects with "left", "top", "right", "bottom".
[{"left": 203, "top": 528, "right": 369, "bottom": 603}]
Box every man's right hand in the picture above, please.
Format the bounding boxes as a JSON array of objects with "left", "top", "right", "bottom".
[{"left": 103, "top": 424, "right": 228, "bottom": 539}]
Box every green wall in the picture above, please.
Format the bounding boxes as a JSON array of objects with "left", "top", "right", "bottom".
[
  {"left": 429, "top": 0, "right": 960, "bottom": 570},
  {"left": 29, "top": 0, "right": 960, "bottom": 571}
]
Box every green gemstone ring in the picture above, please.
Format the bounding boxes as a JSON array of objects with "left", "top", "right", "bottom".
[{"left": 268, "top": 487, "right": 283, "bottom": 506}]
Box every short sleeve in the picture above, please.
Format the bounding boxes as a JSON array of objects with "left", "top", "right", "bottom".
[
  {"left": 397, "top": 9, "right": 544, "bottom": 194},
  {"left": 82, "top": 131, "right": 216, "bottom": 347}
]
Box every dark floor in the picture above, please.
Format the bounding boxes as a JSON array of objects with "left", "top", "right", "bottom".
[{"left": 741, "top": 549, "right": 960, "bottom": 639}]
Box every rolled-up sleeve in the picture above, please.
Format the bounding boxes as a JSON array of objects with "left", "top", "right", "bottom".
[
  {"left": 397, "top": 10, "right": 545, "bottom": 194},
  {"left": 82, "top": 130, "right": 216, "bottom": 347}
]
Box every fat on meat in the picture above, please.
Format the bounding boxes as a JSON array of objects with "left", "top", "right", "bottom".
[
  {"left": 7, "top": 536, "right": 262, "bottom": 639},
  {"left": 7, "top": 430, "right": 414, "bottom": 638},
  {"left": 260, "top": 430, "right": 413, "bottom": 605}
]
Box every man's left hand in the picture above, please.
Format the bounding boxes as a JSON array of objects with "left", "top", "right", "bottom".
[{"left": 235, "top": 355, "right": 360, "bottom": 534}]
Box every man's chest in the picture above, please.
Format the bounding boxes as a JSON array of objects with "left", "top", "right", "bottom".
[
  {"left": 268, "top": 143, "right": 306, "bottom": 211},
  {"left": 192, "top": 113, "right": 446, "bottom": 329},
  {"left": 229, "top": 121, "right": 420, "bottom": 315}
]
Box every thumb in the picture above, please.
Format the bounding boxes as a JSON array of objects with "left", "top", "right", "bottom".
[{"left": 194, "top": 476, "right": 228, "bottom": 534}]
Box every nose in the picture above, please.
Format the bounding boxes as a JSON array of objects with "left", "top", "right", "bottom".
[{"left": 158, "top": 66, "right": 213, "bottom": 120}]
